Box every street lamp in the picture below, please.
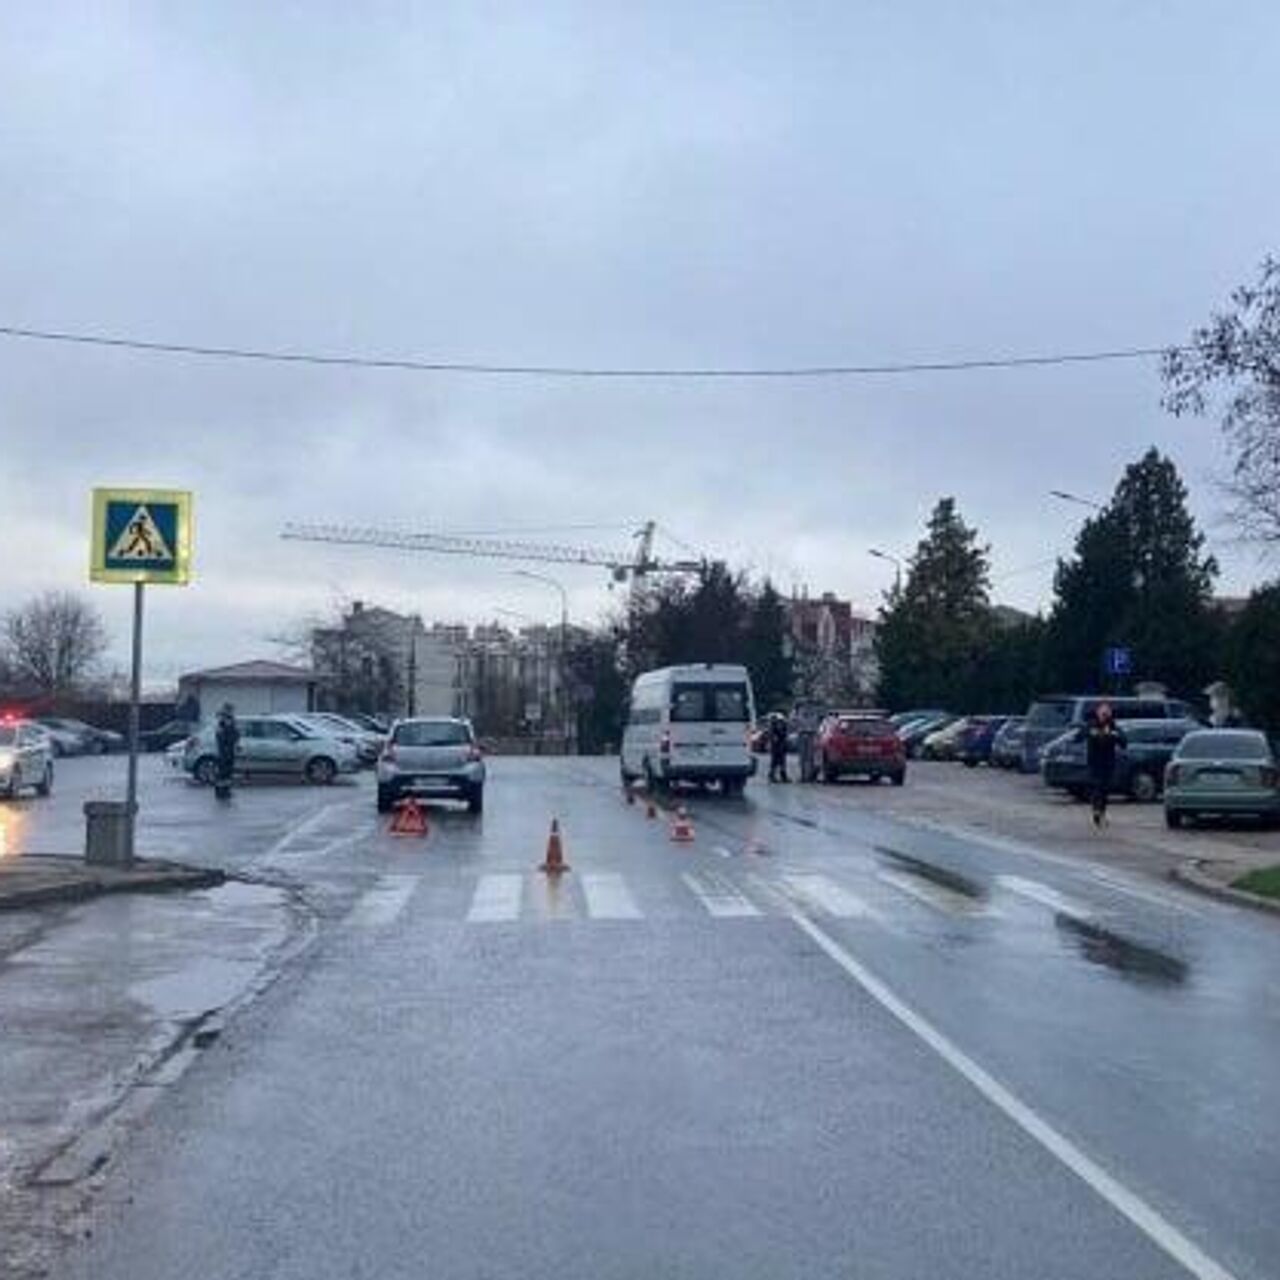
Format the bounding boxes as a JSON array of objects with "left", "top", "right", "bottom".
[
  {"left": 868, "top": 548, "right": 903, "bottom": 593},
  {"left": 513, "top": 570, "right": 572, "bottom": 751},
  {"left": 1049, "top": 489, "right": 1104, "bottom": 512}
]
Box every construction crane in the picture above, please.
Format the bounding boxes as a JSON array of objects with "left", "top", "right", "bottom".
[{"left": 280, "top": 519, "right": 705, "bottom": 585}]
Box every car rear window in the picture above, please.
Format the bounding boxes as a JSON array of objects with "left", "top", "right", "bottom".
[
  {"left": 837, "top": 718, "right": 893, "bottom": 737},
  {"left": 671, "top": 684, "right": 750, "bottom": 723},
  {"left": 394, "top": 721, "right": 471, "bottom": 747},
  {"left": 1177, "top": 731, "right": 1270, "bottom": 761}
]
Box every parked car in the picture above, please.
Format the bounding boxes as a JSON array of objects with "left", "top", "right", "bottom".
[
  {"left": 1164, "top": 729, "right": 1280, "bottom": 828},
  {"left": 898, "top": 714, "right": 955, "bottom": 759},
  {"left": 44, "top": 717, "right": 125, "bottom": 754},
  {"left": 35, "top": 717, "right": 93, "bottom": 756},
  {"left": 1040, "top": 718, "right": 1200, "bottom": 802},
  {"left": 954, "top": 716, "right": 1011, "bottom": 767},
  {"left": 376, "top": 716, "right": 485, "bottom": 814},
  {"left": 1020, "top": 694, "right": 1197, "bottom": 772},
  {"left": 816, "top": 713, "right": 905, "bottom": 785},
  {"left": 345, "top": 712, "right": 390, "bottom": 735},
  {"left": 990, "top": 717, "right": 1027, "bottom": 769},
  {"left": 889, "top": 709, "right": 948, "bottom": 729},
  {"left": 919, "top": 717, "right": 972, "bottom": 761},
  {"left": 0, "top": 718, "right": 54, "bottom": 798},
  {"left": 294, "top": 712, "right": 383, "bottom": 765},
  {"left": 141, "top": 718, "right": 200, "bottom": 752},
  {"left": 183, "top": 714, "right": 358, "bottom": 785}
]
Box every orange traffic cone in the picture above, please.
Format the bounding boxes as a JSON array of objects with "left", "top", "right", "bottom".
[
  {"left": 670, "top": 806, "right": 695, "bottom": 844},
  {"left": 540, "top": 818, "right": 570, "bottom": 874},
  {"left": 390, "top": 797, "right": 429, "bottom": 837}
]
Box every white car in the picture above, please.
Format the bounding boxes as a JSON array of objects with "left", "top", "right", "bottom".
[{"left": 0, "top": 718, "right": 55, "bottom": 798}]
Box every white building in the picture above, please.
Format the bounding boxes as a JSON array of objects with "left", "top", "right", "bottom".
[{"left": 177, "top": 660, "right": 318, "bottom": 718}]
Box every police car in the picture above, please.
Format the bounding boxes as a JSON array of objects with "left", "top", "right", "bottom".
[{"left": 0, "top": 717, "right": 55, "bottom": 799}]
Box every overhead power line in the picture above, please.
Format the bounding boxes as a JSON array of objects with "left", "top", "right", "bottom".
[{"left": 0, "top": 323, "right": 1181, "bottom": 380}]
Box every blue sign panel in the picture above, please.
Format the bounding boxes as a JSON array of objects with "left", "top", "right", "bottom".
[
  {"left": 1103, "top": 645, "right": 1132, "bottom": 677},
  {"left": 90, "top": 488, "right": 193, "bottom": 585}
]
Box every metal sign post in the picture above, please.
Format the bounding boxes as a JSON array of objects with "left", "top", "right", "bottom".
[{"left": 90, "top": 488, "right": 193, "bottom": 863}]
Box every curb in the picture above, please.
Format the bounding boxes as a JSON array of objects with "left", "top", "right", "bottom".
[
  {"left": 1170, "top": 861, "right": 1280, "bottom": 918},
  {"left": 0, "top": 861, "right": 225, "bottom": 912}
]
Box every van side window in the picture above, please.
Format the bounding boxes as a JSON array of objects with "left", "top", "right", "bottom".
[{"left": 712, "top": 687, "right": 748, "bottom": 722}]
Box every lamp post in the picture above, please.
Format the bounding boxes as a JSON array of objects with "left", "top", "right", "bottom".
[
  {"left": 868, "top": 548, "right": 904, "bottom": 594},
  {"left": 513, "top": 570, "right": 572, "bottom": 752}
]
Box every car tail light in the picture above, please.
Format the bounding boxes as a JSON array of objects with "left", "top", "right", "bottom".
[
  {"left": 382, "top": 743, "right": 397, "bottom": 764},
  {"left": 660, "top": 730, "right": 672, "bottom": 755},
  {"left": 1259, "top": 765, "right": 1278, "bottom": 789},
  {"left": 466, "top": 745, "right": 483, "bottom": 763},
  {"left": 1165, "top": 763, "right": 1181, "bottom": 787}
]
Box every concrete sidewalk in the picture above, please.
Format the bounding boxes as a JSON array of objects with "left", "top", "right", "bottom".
[{"left": 0, "top": 854, "right": 224, "bottom": 913}]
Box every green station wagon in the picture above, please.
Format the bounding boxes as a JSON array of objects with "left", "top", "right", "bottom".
[{"left": 1164, "top": 729, "right": 1280, "bottom": 828}]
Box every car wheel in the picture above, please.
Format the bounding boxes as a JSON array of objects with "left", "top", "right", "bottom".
[
  {"left": 376, "top": 785, "right": 396, "bottom": 814},
  {"left": 722, "top": 776, "right": 745, "bottom": 797},
  {"left": 1129, "top": 769, "right": 1158, "bottom": 803},
  {"left": 193, "top": 756, "right": 219, "bottom": 786},
  {"left": 35, "top": 764, "right": 53, "bottom": 797},
  {"left": 1164, "top": 809, "right": 1182, "bottom": 829},
  {"left": 963, "top": 759, "right": 978, "bottom": 769},
  {"left": 467, "top": 786, "right": 484, "bottom": 815},
  {"left": 891, "top": 771, "right": 905, "bottom": 787},
  {"left": 1066, "top": 786, "right": 1089, "bottom": 802},
  {"left": 305, "top": 757, "right": 337, "bottom": 785}
]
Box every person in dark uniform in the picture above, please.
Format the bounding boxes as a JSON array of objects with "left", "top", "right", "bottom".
[
  {"left": 214, "top": 703, "right": 239, "bottom": 798},
  {"left": 1082, "top": 702, "right": 1127, "bottom": 827},
  {"left": 768, "top": 712, "right": 790, "bottom": 783}
]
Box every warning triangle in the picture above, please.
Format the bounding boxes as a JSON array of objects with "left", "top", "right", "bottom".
[{"left": 108, "top": 505, "right": 174, "bottom": 563}]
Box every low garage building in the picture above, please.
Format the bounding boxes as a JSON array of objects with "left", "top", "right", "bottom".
[{"left": 177, "top": 660, "right": 318, "bottom": 719}]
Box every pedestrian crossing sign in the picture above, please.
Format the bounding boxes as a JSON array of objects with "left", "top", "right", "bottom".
[{"left": 90, "top": 488, "right": 193, "bottom": 585}]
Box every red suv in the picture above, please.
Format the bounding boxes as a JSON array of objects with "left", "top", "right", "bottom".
[{"left": 817, "top": 714, "right": 906, "bottom": 786}]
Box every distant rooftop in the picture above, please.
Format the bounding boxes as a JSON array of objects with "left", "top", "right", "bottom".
[{"left": 181, "top": 660, "right": 317, "bottom": 684}]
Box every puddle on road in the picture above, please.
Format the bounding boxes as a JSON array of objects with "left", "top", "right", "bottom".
[
  {"left": 131, "top": 957, "right": 264, "bottom": 1019},
  {"left": 875, "top": 847, "right": 989, "bottom": 902},
  {"left": 1054, "top": 914, "right": 1189, "bottom": 987}
]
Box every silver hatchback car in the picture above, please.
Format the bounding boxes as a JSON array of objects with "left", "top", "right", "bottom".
[
  {"left": 376, "top": 717, "right": 485, "bottom": 814},
  {"left": 183, "top": 714, "right": 359, "bottom": 785}
]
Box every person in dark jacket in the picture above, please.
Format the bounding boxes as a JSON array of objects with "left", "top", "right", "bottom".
[
  {"left": 214, "top": 704, "right": 239, "bottom": 796},
  {"left": 767, "top": 712, "right": 790, "bottom": 783},
  {"left": 1082, "top": 702, "right": 1127, "bottom": 827}
]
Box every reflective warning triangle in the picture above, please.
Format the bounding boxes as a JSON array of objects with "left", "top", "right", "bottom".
[{"left": 108, "top": 505, "right": 174, "bottom": 562}]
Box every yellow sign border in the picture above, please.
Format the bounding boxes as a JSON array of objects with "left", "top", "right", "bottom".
[{"left": 90, "top": 488, "right": 194, "bottom": 585}]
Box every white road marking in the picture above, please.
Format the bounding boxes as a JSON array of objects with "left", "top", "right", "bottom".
[
  {"left": 262, "top": 803, "right": 347, "bottom": 860},
  {"left": 681, "top": 870, "right": 761, "bottom": 918},
  {"left": 466, "top": 873, "right": 524, "bottom": 923},
  {"left": 877, "top": 869, "right": 1000, "bottom": 917},
  {"left": 581, "top": 873, "right": 642, "bottom": 920},
  {"left": 997, "top": 874, "right": 1093, "bottom": 920},
  {"left": 788, "top": 909, "right": 1238, "bottom": 1280},
  {"left": 1088, "top": 868, "right": 1202, "bottom": 916},
  {"left": 350, "top": 876, "right": 419, "bottom": 929},
  {"left": 779, "top": 873, "right": 877, "bottom": 919}
]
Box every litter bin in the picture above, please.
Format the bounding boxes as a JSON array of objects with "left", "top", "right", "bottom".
[{"left": 84, "top": 800, "right": 134, "bottom": 867}]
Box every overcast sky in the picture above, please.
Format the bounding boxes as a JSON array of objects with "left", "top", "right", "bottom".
[{"left": 3, "top": 3, "right": 1278, "bottom": 682}]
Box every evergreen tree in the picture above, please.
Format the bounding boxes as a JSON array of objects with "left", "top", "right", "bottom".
[
  {"left": 741, "top": 578, "right": 793, "bottom": 711},
  {"left": 1045, "top": 449, "right": 1219, "bottom": 696},
  {"left": 876, "top": 498, "right": 993, "bottom": 709},
  {"left": 1226, "top": 584, "right": 1280, "bottom": 730}
]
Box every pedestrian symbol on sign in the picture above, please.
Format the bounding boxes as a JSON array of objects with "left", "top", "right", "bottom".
[{"left": 108, "top": 505, "right": 174, "bottom": 564}]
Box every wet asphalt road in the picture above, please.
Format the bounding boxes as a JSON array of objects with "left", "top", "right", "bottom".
[{"left": 10, "top": 755, "right": 1279, "bottom": 1280}]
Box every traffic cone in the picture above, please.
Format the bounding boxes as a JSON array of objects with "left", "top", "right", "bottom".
[
  {"left": 540, "top": 818, "right": 570, "bottom": 874},
  {"left": 390, "top": 797, "right": 429, "bottom": 837},
  {"left": 670, "top": 805, "right": 695, "bottom": 844}
]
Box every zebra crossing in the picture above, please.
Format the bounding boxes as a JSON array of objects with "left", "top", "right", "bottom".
[{"left": 348, "top": 861, "right": 1129, "bottom": 931}]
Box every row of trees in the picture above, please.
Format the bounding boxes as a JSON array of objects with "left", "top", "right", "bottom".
[{"left": 875, "top": 449, "right": 1279, "bottom": 727}]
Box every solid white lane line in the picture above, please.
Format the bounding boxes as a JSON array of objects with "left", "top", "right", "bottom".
[
  {"left": 997, "top": 874, "right": 1093, "bottom": 919},
  {"left": 581, "top": 873, "right": 643, "bottom": 920},
  {"left": 877, "top": 869, "right": 999, "bottom": 917},
  {"left": 1088, "top": 868, "right": 1202, "bottom": 916},
  {"left": 350, "top": 876, "right": 419, "bottom": 929},
  {"left": 681, "top": 871, "right": 761, "bottom": 918},
  {"left": 466, "top": 873, "right": 524, "bottom": 923},
  {"left": 788, "top": 910, "right": 1238, "bottom": 1280},
  {"left": 780, "top": 873, "right": 877, "bottom": 919}
]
